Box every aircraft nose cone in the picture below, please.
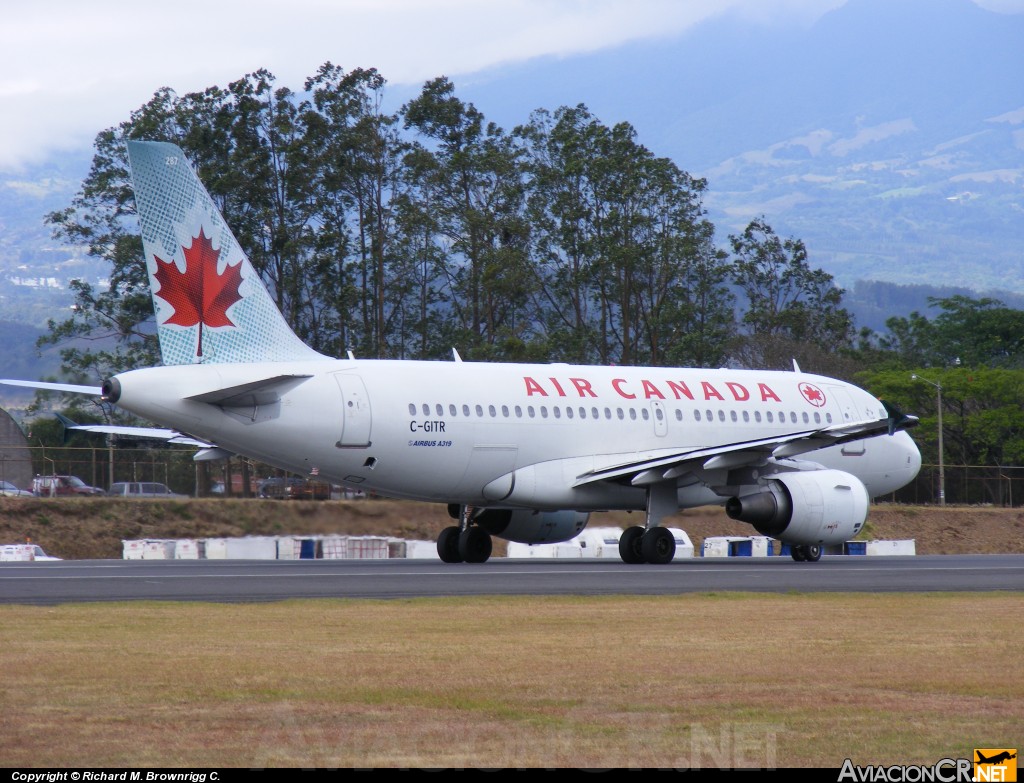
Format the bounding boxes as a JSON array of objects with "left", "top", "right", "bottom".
[{"left": 899, "top": 431, "right": 922, "bottom": 486}]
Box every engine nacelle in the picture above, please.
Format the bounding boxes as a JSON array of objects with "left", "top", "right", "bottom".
[
  {"left": 725, "top": 469, "right": 869, "bottom": 545},
  {"left": 475, "top": 509, "right": 590, "bottom": 544}
]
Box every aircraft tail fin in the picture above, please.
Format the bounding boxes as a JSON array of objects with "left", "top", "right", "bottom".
[{"left": 126, "top": 141, "right": 329, "bottom": 366}]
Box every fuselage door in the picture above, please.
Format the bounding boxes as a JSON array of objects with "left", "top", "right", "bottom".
[
  {"left": 333, "top": 373, "right": 372, "bottom": 448},
  {"left": 651, "top": 400, "right": 668, "bottom": 437},
  {"left": 829, "top": 385, "right": 866, "bottom": 456}
]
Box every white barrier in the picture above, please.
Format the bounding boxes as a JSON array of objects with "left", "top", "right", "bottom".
[
  {"left": 174, "top": 539, "right": 202, "bottom": 559},
  {"left": 122, "top": 540, "right": 147, "bottom": 560},
  {"left": 865, "top": 539, "right": 916, "bottom": 556},
  {"left": 142, "top": 540, "right": 176, "bottom": 560},
  {"left": 702, "top": 536, "right": 773, "bottom": 558},
  {"left": 225, "top": 536, "right": 279, "bottom": 559}
]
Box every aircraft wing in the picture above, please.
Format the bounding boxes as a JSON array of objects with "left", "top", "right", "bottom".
[{"left": 574, "top": 408, "right": 918, "bottom": 488}]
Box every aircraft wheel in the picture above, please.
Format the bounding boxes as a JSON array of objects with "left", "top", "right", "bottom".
[
  {"left": 803, "top": 544, "right": 822, "bottom": 562},
  {"left": 458, "top": 526, "right": 492, "bottom": 563},
  {"left": 791, "top": 545, "right": 807, "bottom": 562},
  {"left": 641, "top": 527, "right": 676, "bottom": 565},
  {"left": 437, "top": 526, "right": 463, "bottom": 563},
  {"left": 618, "top": 526, "right": 646, "bottom": 564}
]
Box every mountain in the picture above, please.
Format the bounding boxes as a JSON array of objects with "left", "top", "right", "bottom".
[
  {"left": 457, "top": 0, "right": 1024, "bottom": 294},
  {"left": 1, "top": 0, "right": 1022, "bottom": 361}
]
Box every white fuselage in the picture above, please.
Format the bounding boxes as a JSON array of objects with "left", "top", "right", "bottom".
[{"left": 110, "top": 359, "right": 922, "bottom": 511}]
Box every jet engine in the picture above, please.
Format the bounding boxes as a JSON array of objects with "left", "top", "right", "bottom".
[
  {"left": 474, "top": 509, "right": 590, "bottom": 544},
  {"left": 724, "top": 469, "right": 869, "bottom": 545}
]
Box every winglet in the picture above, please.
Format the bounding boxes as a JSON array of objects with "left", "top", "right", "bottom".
[
  {"left": 881, "top": 399, "right": 919, "bottom": 435},
  {"left": 54, "top": 412, "right": 78, "bottom": 445}
]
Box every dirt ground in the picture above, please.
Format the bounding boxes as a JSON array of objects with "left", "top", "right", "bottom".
[{"left": 2, "top": 496, "right": 1021, "bottom": 560}]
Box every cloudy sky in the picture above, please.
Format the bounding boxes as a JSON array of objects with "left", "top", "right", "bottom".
[{"left": 2, "top": 0, "right": 1022, "bottom": 172}]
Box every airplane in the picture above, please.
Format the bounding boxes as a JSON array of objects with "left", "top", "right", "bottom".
[
  {"left": 2, "top": 140, "right": 922, "bottom": 564},
  {"left": 976, "top": 752, "right": 1016, "bottom": 765}
]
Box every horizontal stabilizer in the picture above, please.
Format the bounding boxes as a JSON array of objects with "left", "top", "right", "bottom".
[
  {"left": 0, "top": 379, "right": 102, "bottom": 396},
  {"left": 54, "top": 413, "right": 215, "bottom": 449},
  {"left": 186, "top": 374, "right": 312, "bottom": 407},
  {"left": 193, "top": 447, "right": 233, "bottom": 461}
]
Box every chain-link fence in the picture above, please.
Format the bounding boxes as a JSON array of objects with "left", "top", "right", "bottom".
[
  {"left": 889, "top": 462, "right": 1024, "bottom": 507},
  {"left": 7, "top": 445, "right": 1024, "bottom": 507},
  {"left": 1, "top": 445, "right": 279, "bottom": 497}
]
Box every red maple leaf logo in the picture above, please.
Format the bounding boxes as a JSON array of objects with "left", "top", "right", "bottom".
[{"left": 152, "top": 229, "right": 244, "bottom": 357}]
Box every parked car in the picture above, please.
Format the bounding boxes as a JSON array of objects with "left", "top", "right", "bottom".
[
  {"left": 258, "top": 476, "right": 331, "bottom": 500},
  {"left": 0, "top": 480, "right": 34, "bottom": 498},
  {"left": 108, "top": 481, "right": 187, "bottom": 498},
  {"left": 30, "top": 475, "right": 105, "bottom": 497}
]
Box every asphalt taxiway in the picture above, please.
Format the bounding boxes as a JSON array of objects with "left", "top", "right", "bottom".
[{"left": 1, "top": 554, "right": 1021, "bottom": 604}]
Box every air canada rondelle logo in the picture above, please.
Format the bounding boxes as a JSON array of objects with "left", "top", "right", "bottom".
[{"left": 798, "top": 382, "right": 826, "bottom": 407}]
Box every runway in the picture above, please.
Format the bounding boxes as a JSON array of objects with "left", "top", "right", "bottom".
[{"left": 1, "top": 554, "right": 1021, "bottom": 604}]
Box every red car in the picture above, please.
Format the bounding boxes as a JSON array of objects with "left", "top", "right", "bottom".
[{"left": 30, "top": 475, "right": 106, "bottom": 497}]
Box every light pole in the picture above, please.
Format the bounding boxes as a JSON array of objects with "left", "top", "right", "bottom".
[{"left": 912, "top": 374, "right": 945, "bottom": 505}]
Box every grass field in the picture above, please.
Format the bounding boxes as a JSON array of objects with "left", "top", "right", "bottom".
[{"left": 1, "top": 593, "right": 1020, "bottom": 769}]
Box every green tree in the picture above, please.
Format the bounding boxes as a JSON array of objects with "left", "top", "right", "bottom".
[
  {"left": 730, "top": 216, "right": 853, "bottom": 370},
  {"left": 882, "top": 295, "right": 1024, "bottom": 369},
  {"left": 518, "top": 105, "right": 727, "bottom": 366},
  {"left": 403, "top": 77, "right": 535, "bottom": 360}
]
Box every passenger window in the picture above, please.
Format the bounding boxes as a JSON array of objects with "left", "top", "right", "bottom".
[
  {"left": 475, "top": 405, "right": 484, "bottom": 417},
  {"left": 449, "top": 404, "right": 457, "bottom": 417},
  {"left": 501, "top": 405, "right": 509, "bottom": 417},
  {"left": 528, "top": 406, "right": 536, "bottom": 418},
  {"left": 554, "top": 407, "right": 561, "bottom": 419},
  {"left": 515, "top": 405, "right": 523, "bottom": 417},
  {"left": 436, "top": 404, "right": 444, "bottom": 417},
  {"left": 718, "top": 410, "right": 726, "bottom": 422},
  {"left": 694, "top": 410, "right": 702, "bottom": 422},
  {"left": 802, "top": 412, "right": 810, "bottom": 423},
  {"left": 463, "top": 404, "right": 470, "bottom": 417},
  {"left": 629, "top": 409, "right": 637, "bottom": 421},
  {"left": 604, "top": 408, "right": 612, "bottom": 419},
  {"left": 566, "top": 407, "right": 574, "bottom": 419},
  {"left": 408, "top": 403, "right": 416, "bottom": 415},
  {"left": 641, "top": 409, "right": 649, "bottom": 421},
  {"left": 730, "top": 411, "right": 737, "bottom": 422},
  {"left": 814, "top": 412, "right": 821, "bottom": 424},
  {"left": 675, "top": 409, "right": 682, "bottom": 421},
  {"left": 422, "top": 404, "right": 430, "bottom": 416},
  {"left": 488, "top": 405, "right": 496, "bottom": 417},
  {"left": 541, "top": 406, "right": 548, "bottom": 419},
  {"left": 617, "top": 408, "right": 624, "bottom": 420}
]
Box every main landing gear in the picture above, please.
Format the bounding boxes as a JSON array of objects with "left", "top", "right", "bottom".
[
  {"left": 790, "top": 544, "right": 822, "bottom": 562},
  {"left": 618, "top": 525, "right": 676, "bottom": 565},
  {"left": 619, "top": 481, "right": 679, "bottom": 564},
  {"left": 437, "top": 506, "right": 493, "bottom": 563}
]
